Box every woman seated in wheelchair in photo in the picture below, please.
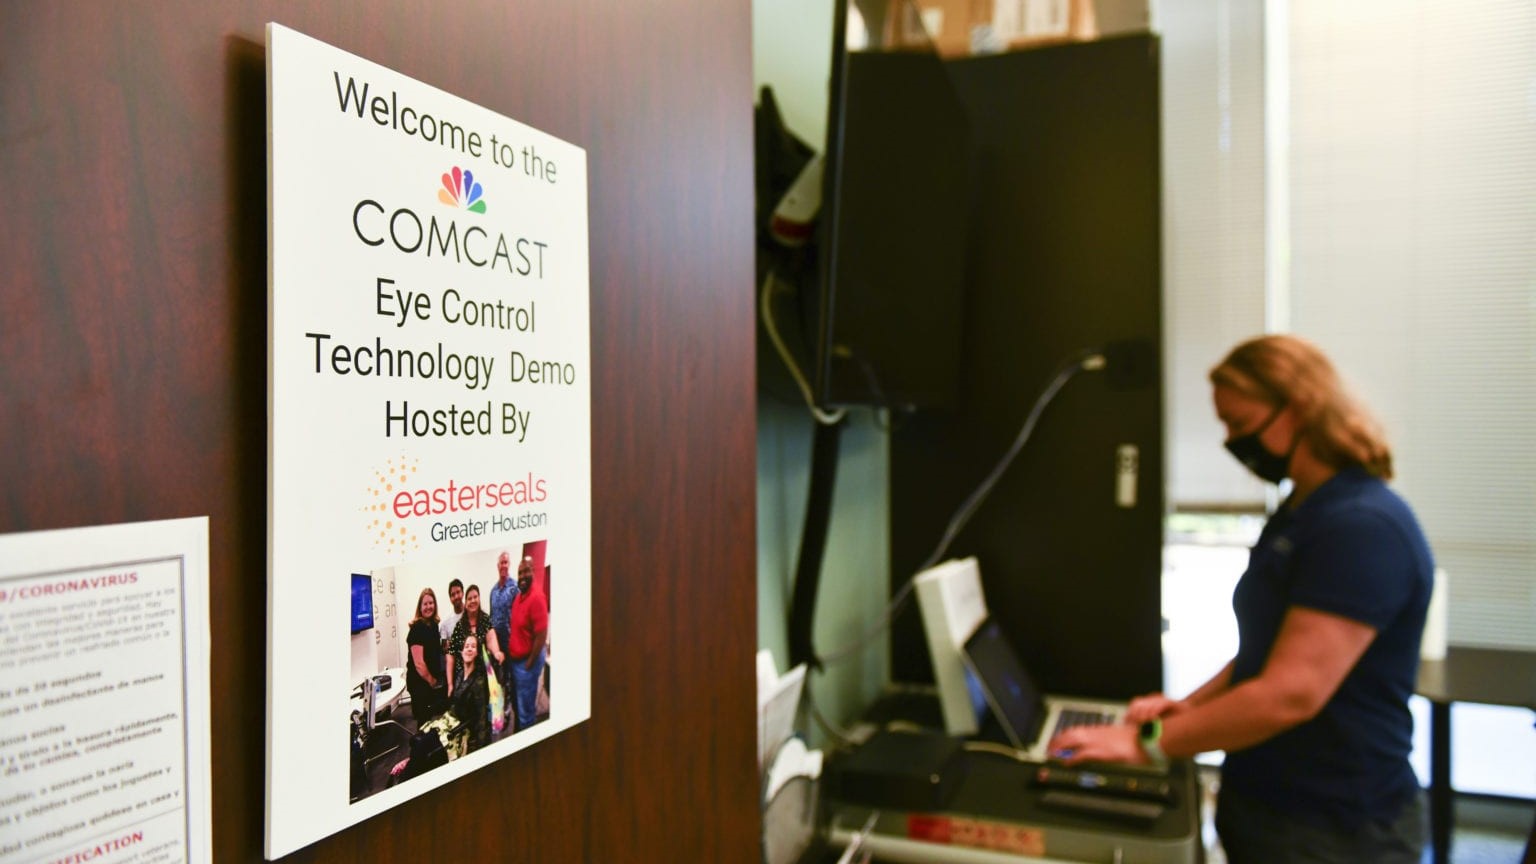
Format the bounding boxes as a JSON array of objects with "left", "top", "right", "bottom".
[
  {"left": 448, "top": 633, "right": 493, "bottom": 751},
  {"left": 388, "top": 634, "right": 489, "bottom": 787}
]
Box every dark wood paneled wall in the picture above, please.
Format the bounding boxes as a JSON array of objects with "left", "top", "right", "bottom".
[{"left": 0, "top": 2, "right": 758, "bottom": 860}]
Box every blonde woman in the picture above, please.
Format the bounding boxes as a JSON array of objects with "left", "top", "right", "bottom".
[
  {"left": 405, "top": 588, "right": 447, "bottom": 724},
  {"left": 1052, "top": 335, "right": 1433, "bottom": 863}
]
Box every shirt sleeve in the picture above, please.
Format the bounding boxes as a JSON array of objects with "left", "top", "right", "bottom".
[
  {"left": 1288, "top": 509, "right": 1416, "bottom": 630},
  {"left": 533, "top": 594, "right": 549, "bottom": 633}
]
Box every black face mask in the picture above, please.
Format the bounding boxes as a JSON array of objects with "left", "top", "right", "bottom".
[{"left": 1224, "top": 404, "right": 1293, "bottom": 484}]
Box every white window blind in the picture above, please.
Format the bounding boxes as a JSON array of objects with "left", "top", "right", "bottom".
[
  {"left": 1157, "top": 0, "right": 1271, "bottom": 510},
  {"left": 1285, "top": 0, "right": 1536, "bottom": 649}
]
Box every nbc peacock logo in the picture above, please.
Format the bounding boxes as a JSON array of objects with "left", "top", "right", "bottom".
[{"left": 438, "top": 166, "right": 486, "bottom": 213}]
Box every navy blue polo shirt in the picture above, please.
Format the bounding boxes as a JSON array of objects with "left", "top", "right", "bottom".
[{"left": 1223, "top": 467, "right": 1434, "bottom": 832}]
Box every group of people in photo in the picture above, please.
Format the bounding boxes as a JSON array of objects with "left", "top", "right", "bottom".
[{"left": 397, "top": 547, "right": 550, "bottom": 778}]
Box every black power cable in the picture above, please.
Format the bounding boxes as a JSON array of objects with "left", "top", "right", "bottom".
[{"left": 787, "top": 418, "right": 844, "bottom": 671}]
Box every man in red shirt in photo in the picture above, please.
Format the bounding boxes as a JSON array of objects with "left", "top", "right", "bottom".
[{"left": 508, "top": 555, "right": 549, "bottom": 732}]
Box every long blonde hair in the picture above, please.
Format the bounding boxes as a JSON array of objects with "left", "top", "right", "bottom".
[
  {"left": 1210, "top": 334, "right": 1393, "bottom": 479},
  {"left": 409, "top": 587, "right": 440, "bottom": 628}
]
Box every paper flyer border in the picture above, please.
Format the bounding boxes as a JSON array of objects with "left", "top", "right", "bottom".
[{"left": 0, "top": 517, "right": 212, "bottom": 864}]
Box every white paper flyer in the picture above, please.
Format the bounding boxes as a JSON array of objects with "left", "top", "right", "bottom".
[{"left": 0, "top": 517, "right": 212, "bottom": 864}]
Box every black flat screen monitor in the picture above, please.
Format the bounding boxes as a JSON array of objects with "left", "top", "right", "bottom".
[
  {"left": 962, "top": 617, "right": 1048, "bottom": 749},
  {"left": 814, "top": 0, "right": 971, "bottom": 411},
  {"left": 351, "top": 573, "right": 374, "bottom": 634}
]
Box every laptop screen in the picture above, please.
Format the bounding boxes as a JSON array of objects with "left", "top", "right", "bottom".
[{"left": 961, "top": 617, "right": 1048, "bottom": 749}]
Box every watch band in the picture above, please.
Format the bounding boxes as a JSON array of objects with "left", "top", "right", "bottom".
[{"left": 1138, "top": 718, "right": 1168, "bottom": 766}]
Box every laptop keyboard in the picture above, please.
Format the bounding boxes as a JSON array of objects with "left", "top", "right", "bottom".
[{"left": 1053, "top": 707, "right": 1118, "bottom": 734}]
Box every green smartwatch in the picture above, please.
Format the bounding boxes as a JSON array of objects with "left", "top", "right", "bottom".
[{"left": 1138, "top": 718, "right": 1168, "bottom": 766}]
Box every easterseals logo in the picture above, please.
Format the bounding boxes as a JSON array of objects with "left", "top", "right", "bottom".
[
  {"left": 363, "top": 456, "right": 552, "bottom": 550},
  {"left": 438, "top": 166, "right": 486, "bottom": 213}
]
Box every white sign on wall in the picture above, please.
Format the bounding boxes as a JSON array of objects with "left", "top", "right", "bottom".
[{"left": 266, "top": 23, "right": 591, "bottom": 858}]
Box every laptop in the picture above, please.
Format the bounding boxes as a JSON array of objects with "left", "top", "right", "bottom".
[{"left": 960, "top": 616, "right": 1128, "bottom": 762}]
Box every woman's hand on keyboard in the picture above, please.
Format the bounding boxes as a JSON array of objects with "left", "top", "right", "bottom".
[
  {"left": 1125, "top": 693, "right": 1188, "bottom": 724},
  {"left": 1048, "top": 722, "right": 1147, "bottom": 767}
]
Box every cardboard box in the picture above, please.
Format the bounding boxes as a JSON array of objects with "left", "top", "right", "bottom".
[
  {"left": 884, "top": 0, "right": 987, "bottom": 57},
  {"left": 993, "top": 0, "right": 1097, "bottom": 50},
  {"left": 885, "top": 0, "right": 1146, "bottom": 56}
]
